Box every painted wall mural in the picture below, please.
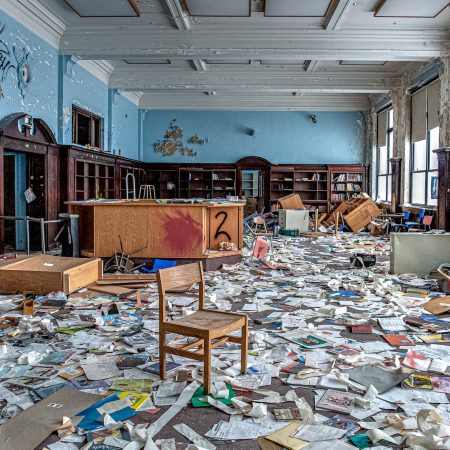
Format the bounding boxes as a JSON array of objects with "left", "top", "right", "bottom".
[
  {"left": 0, "top": 22, "right": 32, "bottom": 98},
  {"left": 153, "top": 119, "right": 208, "bottom": 157}
]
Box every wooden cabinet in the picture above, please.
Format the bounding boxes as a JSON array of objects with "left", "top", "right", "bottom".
[
  {"left": 270, "top": 164, "right": 369, "bottom": 212},
  {"left": 75, "top": 160, "right": 115, "bottom": 201},
  {"left": 146, "top": 169, "right": 178, "bottom": 199}
]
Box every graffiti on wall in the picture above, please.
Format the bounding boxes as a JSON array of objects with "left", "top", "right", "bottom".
[
  {"left": 153, "top": 119, "right": 208, "bottom": 157},
  {"left": 0, "top": 23, "right": 32, "bottom": 98}
]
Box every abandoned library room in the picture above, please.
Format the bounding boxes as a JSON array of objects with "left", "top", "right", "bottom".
[{"left": 1, "top": 0, "right": 450, "bottom": 449}]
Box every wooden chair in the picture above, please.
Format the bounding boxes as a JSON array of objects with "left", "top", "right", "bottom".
[{"left": 157, "top": 262, "right": 248, "bottom": 394}]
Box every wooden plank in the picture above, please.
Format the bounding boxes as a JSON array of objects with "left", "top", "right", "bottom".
[
  {"left": 278, "top": 193, "right": 305, "bottom": 209},
  {"left": 87, "top": 283, "right": 137, "bottom": 297}
]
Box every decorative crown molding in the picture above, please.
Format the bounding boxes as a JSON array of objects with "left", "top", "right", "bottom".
[{"left": 0, "top": 0, "right": 66, "bottom": 48}]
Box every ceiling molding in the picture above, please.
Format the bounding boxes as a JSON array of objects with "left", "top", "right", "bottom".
[
  {"left": 121, "top": 90, "right": 143, "bottom": 106},
  {"left": 0, "top": 0, "right": 66, "bottom": 48},
  {"left": 77, "top": 59, "right": 116, "bottom": 85}
]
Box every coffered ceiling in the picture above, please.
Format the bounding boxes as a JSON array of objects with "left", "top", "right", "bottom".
[{"left": 12, "top": 0, "right": 450, "bottom": 109}]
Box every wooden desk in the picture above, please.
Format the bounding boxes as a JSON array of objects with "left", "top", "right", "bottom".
[{"left": 68, "top": 200, "right": 244, "bottom": 259}]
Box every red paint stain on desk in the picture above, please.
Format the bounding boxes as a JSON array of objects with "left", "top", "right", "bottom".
[{"left": 162, "top": 211, "right": 203, "bottom": 254}]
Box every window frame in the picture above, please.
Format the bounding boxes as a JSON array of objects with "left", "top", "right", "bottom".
[
  {"left": 409, "top": 82, "right": 439, "bottom": 208},
  {"left": 72, "top": 106, "right": 103, "bottom": 149},
  {"left": 375, "top": 107, "right": 393, "bottom": 202}
]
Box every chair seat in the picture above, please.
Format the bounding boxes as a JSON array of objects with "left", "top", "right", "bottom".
[
  {"left": 405, "top": 221, "right": 420, "bottom": 227},
  {"left": 255, "top": 232, "right": 273, "bottom": 237},
  {"left": 163, "top": 310, "right": 246, "bottom": 337}
]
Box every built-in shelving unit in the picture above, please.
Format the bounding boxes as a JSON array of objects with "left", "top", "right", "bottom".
[{"left": 179, "top": 168, "right": 237, "bottom": 199}]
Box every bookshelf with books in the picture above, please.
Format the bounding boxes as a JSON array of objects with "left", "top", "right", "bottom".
[
  {"left": 269, "top": 164, "right": 368, "bottom": 211},
  {"left": 293, "top": 168, "right": 329, "bottom": 212},
  {"left": 330, "top": 167, "right": 367, "bottom": 205},
  {"left": 270, "top": 168, "right": 295, "bottom": 203}
]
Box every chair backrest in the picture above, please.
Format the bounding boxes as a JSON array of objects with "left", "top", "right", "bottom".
[
  {"left": 404, "top": 211, "right": 411, "bottom": 220},
  {"left": 156, "top": 262, "right": 205, "bottom": 322},
  {"left": 422, "top": 215, "right": 433, "bottom": 226},
  {"left": 418, "top": 208, "right": 426, "bottom": 221}
]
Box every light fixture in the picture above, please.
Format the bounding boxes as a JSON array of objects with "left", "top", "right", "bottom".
[{"left": 310, "top": 115, "right": 317, "bottom": 124}]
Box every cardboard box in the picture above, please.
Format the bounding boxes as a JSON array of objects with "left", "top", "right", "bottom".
[{"left": 0, "top": 254, "right": 102, "bottom": 294}]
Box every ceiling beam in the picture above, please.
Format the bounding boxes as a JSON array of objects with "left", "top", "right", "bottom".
[
  {"left": 138, "top": 92, "right": 370, "bottom": 111},
  {"left": 304, "top": 60, "right": 320, "bottom": 72},
  {"left": 161, "top": 0, "right": 191, "bottom": 30},
  {"left": 192, "top": 59, "right": 207, "bottom": 71},
  {"left": 109, "top": 69, "right": 398, "bottom": 93},
  {"left": 59, "top": 27, "right": 448, "bottom": 61},
  {"left": 323, "top": 0, "right": 354, "bottom": 31}
]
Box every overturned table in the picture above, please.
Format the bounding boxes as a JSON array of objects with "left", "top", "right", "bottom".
[{"left": 67, "top": 199, "right": 244, "bottom": 260}]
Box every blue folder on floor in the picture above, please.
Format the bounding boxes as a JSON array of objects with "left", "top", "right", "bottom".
[{"left": 151, "top": 259, "right": 176, "bottom": 273}]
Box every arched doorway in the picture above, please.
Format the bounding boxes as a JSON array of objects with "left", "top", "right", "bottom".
[
  {"left": 0, "top": 113, "right": 58, "bottom": 252},
  {"left": 235, "top": 156, "right": 272, "bottom": 212}
]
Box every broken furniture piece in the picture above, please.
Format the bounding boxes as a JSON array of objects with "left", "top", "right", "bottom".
[
  {"left": 277, "top": 193, "right": 305, "bottom": 210},
  {"left": 0, "top": 254, "right": 102, "bottom": 294},
  {"left": 157, "top": 262, "right": 248, "bottom": 394},
  {"left": 321, "top": 197, "right": 381, "bottom": 232}
]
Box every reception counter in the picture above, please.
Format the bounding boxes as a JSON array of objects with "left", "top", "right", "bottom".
[{"left": 68, "top": 200, "right": 245, "bottom": 259}]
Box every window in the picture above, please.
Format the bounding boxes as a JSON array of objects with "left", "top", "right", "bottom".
[
  {"left": 376, "top": 108, "right": 393, "bottom": 202},
  {"left": 410, "top": 79, "right": 440, "bottom": 206},
  {"left": 72, "top": 106, "right": 103, "bottom": 148}
]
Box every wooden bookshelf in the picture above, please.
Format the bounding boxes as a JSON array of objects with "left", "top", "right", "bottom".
[
  {"left": 294, "top": 168, "right": 329, "bottom": 212},
  {"left": 270, "top": 164, "right": 368, "bottom": 212},
  {"left": 146, "top": 169, "right": 178, "bottom": 198},
  {"left": 330, "top": 168, "right": 366, "bottom": 205},
  {"left": 270, "top": 168, "right": 295, "bottom": 202},
  {"left": 75, "top": 160, "right": 115, "bottom": 201},
  {"left": 179, "top": 168, "right": 237, "bottom": 199}
]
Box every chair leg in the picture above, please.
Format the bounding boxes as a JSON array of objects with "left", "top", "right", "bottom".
[
  {"left": 241, "top": 318, "right": 248, "bottom": 374},
  {"left": 204, "top": 339, "right": 211, "bottom": 394},
  {"left": 159, "top": 329, "right": 166, "bottom": 381}
]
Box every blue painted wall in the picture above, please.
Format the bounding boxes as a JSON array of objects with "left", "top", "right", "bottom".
[
  {"left": 0, "top": 14, "right": 59, "bottom": 134},
  {"left": 61, "top": 62, "right": 109, "bottom": 147},
  {"left": 143, "top": 110, "right": 367, "bottom": 164},
  {"left": 0, "top": 12, "right": 139, "bottom": 159},
  {"left": 111, "top": 92, "right": 139, "bottom": 160}
]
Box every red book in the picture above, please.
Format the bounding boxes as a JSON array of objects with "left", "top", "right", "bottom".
[
  {"left": 349, "top": 324, "right": 372, "bottom": 334},
  {"left": 383, "top": 334, "right": 415, "bottom": 347}
]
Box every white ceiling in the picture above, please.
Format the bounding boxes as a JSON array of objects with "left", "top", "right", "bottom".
[{"left": 15, "top": 0, "right": 450, "bottom": 110}]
